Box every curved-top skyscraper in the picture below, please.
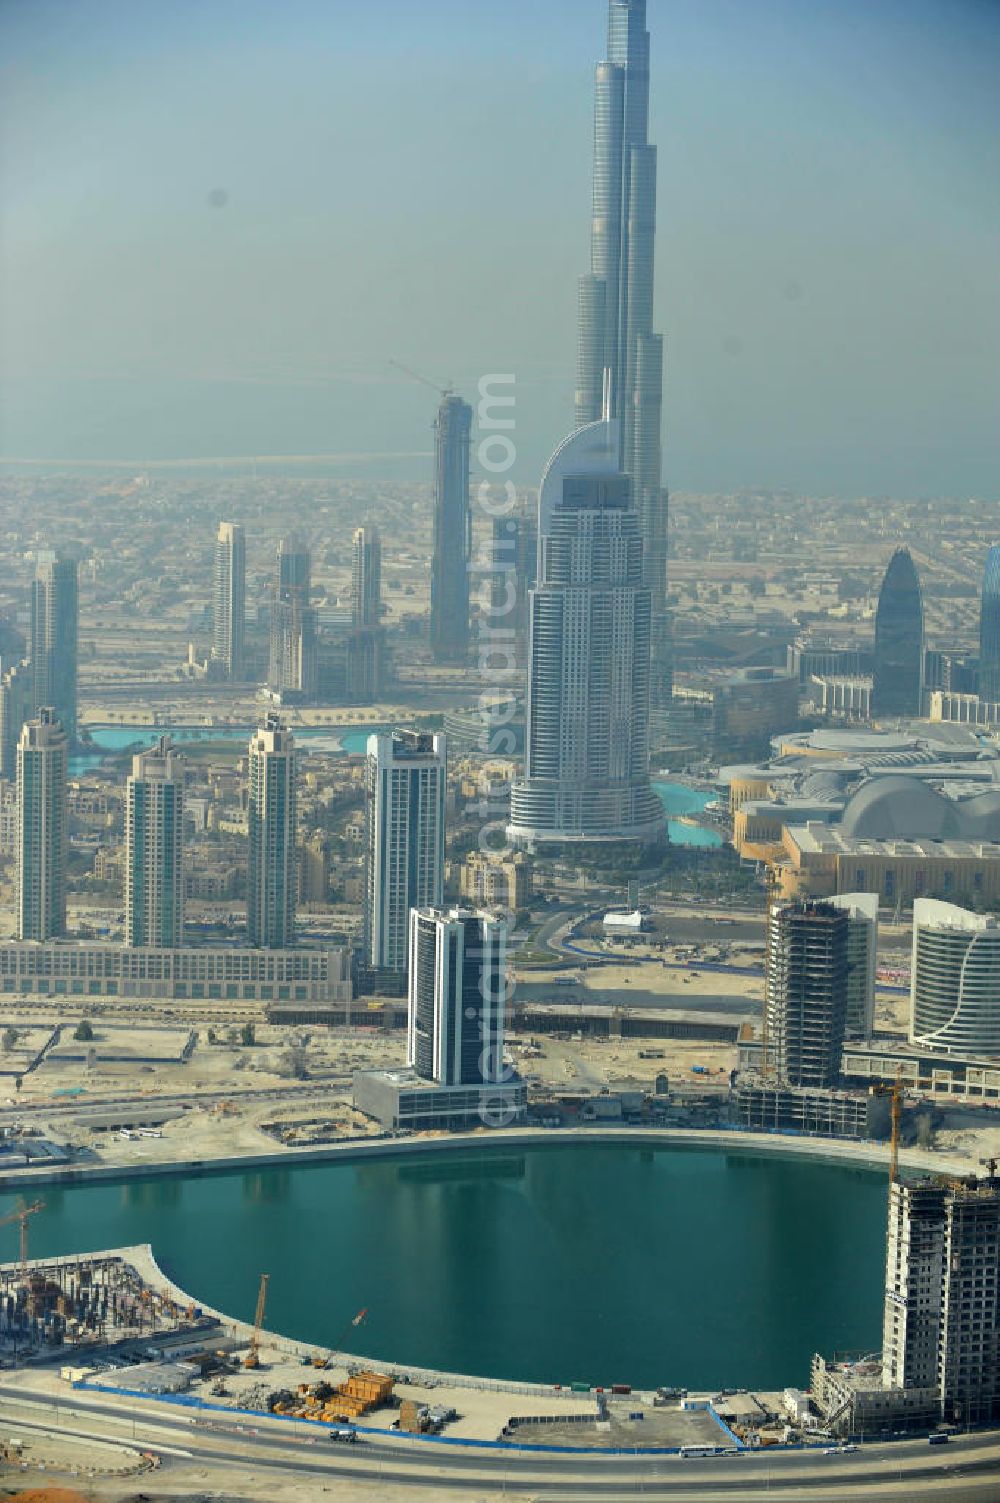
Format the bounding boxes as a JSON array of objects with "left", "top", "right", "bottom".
[
  {"left": 979, "top": 545, "right": 1000, "bottom": 703},
  {"left": 872, "top": 547, "right": 924, "bottom": 719},
  {"left": 507, "top": 409, "right": 665, "bottom": 848},
  {"left": 576, "top": 0, "right": 668, "bottom": 700}
]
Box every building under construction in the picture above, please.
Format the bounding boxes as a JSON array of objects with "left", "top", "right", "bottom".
[
  {"left": 813, "top": 1170, "right": 1000, "bottom": 1435},
  {"left": 0, "top": 1250, "right": 214, "bottom": 1365},
  {"left": 764, "top": 900, "right": 849, "bottom": 1088}
]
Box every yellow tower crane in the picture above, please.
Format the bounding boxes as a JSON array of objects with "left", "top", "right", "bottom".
[
  {"left": 872, "top": 1067, "right": 904, "bottom": 1185},
  {"left": 244, "top": 1272, "right": 270, "bottom": 1369},
  {"left": 0, "top": 1199, "right": 44, "bottom": 1277}
]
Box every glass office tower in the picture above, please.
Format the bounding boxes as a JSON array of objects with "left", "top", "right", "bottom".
[{"left": 872, "top": 548, "right": 924, "bottom": 718}]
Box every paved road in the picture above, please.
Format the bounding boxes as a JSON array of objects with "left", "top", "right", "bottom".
[{"left": 5, "top": 1384, "right": 1000, "bottom": 1499}]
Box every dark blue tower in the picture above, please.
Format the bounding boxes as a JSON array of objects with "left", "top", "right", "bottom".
[
  {"left": 979, "top": 546, "right": 1000, "bottom": 704},
  {"left": 873, "top": 548, "right": 924, "bottom": 719}
]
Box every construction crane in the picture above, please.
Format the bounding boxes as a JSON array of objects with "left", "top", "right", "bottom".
[
  {"left": 244, "top": 1272, "right": 270, "bottom": 1369},
  {"left": 0, "top": 1199, "right": 44, "bottom": 1277},
  {"left": 872, "top": 1067, "right": 904, "bottom": 1185},
  {"left": 388, "top": 358, "right": 452, "bottom": 399},
  {"left": 310, "top": 1307, "right": 369, "bottom": 1368}
]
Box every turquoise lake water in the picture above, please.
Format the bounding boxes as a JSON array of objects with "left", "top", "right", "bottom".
[{"left": 7, "top": 1142, "right": 887, "bottom": 1392}]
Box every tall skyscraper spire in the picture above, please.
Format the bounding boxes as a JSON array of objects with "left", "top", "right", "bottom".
[{"left": 576, "top": 0, "right": 668, "bottom": 694}]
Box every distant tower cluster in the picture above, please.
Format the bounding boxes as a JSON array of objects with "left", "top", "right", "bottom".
[
  {"left": 430, "top": 394, "right": 473, "bottom": 664},
  {"left": 764, "top": 900, "right": 849, "bottom": 1088},
  {"left": 576, "top": 0, "right": 669, "bottom": 701},
  {"left": 407, "top": 906, "right": 506, "bottom": 1087},
  {"left": 31, "top": 551, "right": 79, "bottom": 744},
  {"left": 508, "top": 413, "right": 664, "bottom": 847},
  {"left": 247, "top": 713, "right": 298, "bottom": 948},
  {"left": 17, "top": 707, "right": 69, "bottom": 942},
  {"left": 347, "top": 525, "right": 385, "bottom": 702},
  {"left": 364, "top": 730, "right": 446, "bottom": 975},
  {"left": 872, "top": 548, "right": 924, "bottom": 719},
  {"left": 212, "top": 521, "right": 246, "bottom": 680},
  {"left": 980, "top": 544, "right": 1000, "bottom": 703},
  {"left": 268, "top": 534, "right": 318, "bottom": 703},
  {"left": 124, "top": 736, "right": 185, "bottom": 949}
]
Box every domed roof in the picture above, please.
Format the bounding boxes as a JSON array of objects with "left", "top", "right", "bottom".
[
  {"left": 958, "top": 790, "right": 1000, "bottom": 841},
  {"left": 797, "top": 770, "right": 850, "bottom": 801},
  {"left": 840, "top": 775, "right": 961, "bottom": 840}
]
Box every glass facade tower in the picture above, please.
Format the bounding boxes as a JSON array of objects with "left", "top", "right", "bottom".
[
  {"left": 365, "top": 731, "right": 446, "bottom": 974},
  {"left": 576, "top": 1, "right": 668, "bottom": 697},
  {"left": 873, "top": 547, "right": 924, "bottom": 719},
  {"left": 430, "top": 394, "right": 473, "bottom": 664},
  {"left": 17, "top": 707, "right": 68, "bottom": 942},
  {"left": 125, "top": 736, "right": 185, "bottom": 948},
  {"left": 247, "top": 713, "right": 297, "bottom": 948},
  {"left": 508, "top": 413, "right": 665, "bottom": 847},
  {"left": 212, "top": 521, "right": 246, "bottom": 680},
  {"left": 31, "top": 551, "right": 78, "bottom": 744},
  {"left": 980, "top": 545, "right": 1000, "bottom": 704}
]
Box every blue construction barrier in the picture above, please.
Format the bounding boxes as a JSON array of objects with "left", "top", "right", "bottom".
[{"left": 73, "top": 1379, "right": 745, "bottom": 1455}]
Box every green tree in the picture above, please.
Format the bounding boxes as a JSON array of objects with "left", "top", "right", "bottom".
[
  {"left": 240, "top": 1022, "right": 256, "bottom": 1047},
  {"left": 74, "top": 1019, "right": 95, "bottom": 1042}
]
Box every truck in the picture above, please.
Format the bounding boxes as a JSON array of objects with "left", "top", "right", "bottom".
[{"left": 328, "top": 1425, "right": 358, "bottom": 1444}]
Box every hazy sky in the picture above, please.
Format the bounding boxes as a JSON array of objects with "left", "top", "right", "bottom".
[{"left": 2, "top": 0, "right": 999, "bottom": 495}]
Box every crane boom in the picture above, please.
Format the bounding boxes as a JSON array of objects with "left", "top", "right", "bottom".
[
  {"left": 890, "top": 1066, "right": 902, "bottom": 1185},
  {"left": 244, "top": 1272, "right": 270, "bottom": 1369},
  {"left": 0, "top": 1199, "right": 44, "bottom": 1276},
  {"left": 388, "top": 358, "right": 452, "bottom": 398}
]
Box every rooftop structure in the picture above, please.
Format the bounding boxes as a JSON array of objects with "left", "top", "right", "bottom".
[{"left": 779, "top": 822, "right": 1000, "bottom": 907}]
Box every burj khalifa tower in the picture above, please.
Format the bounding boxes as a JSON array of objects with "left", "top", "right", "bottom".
[{"left": 575, "top": 0, "right": 668, "bottom": 697}]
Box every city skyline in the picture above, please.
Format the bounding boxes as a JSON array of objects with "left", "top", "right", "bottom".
[{"left": 0, "top": 0, "right": 999, "bottom": 1480}]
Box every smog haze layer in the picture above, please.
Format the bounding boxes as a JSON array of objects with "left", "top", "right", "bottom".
[{"left": 2, "top": 0, "right": 999, "bottom": 496}]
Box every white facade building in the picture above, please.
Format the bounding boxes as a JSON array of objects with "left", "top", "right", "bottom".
[
  {"left": 17, "top": 708, "right": 68, "bottom": 942},
  {"left": 212, "top": 521, "right": 246, "bottom": 679},
  {"left": 125, "top": 736, "right": 185, "bottom": 949},
  {"left": 364, "top": 731, "right": 446, "bottom": 974},
  {"left": 247, "top": 714, "right": 297, "bottom": 948},
  {"left": 910, "top": 898, "right": 1000, "bottom": 1056}
]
